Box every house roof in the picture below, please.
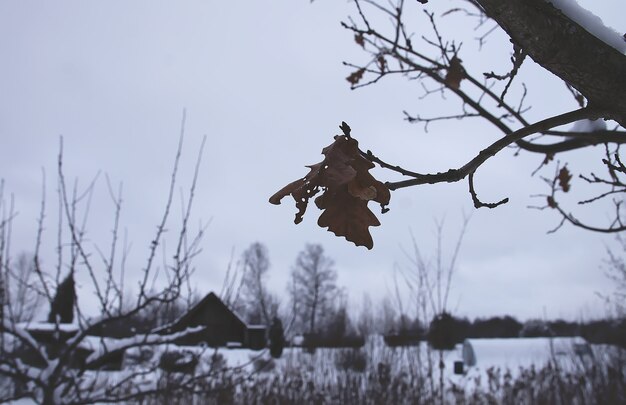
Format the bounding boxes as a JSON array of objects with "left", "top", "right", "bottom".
[{"left": 159, "top": 292, "right": 250, "bottom": 333}]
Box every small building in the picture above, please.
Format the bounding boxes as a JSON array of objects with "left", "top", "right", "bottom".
[
  {"left": 461, "top": 337, "right": 593, "bottom": 372},
  {"left": 159, "top": 292, "right": 267, "bottom": 350}
]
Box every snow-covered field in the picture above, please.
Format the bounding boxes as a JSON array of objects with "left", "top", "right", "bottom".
[{"left": 4, "top": 337, "right": 624, "bottom": 404}]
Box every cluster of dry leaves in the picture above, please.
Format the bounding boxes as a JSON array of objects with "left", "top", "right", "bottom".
[
  {"left": 274, "top": 55, "right": 465, "bottom": 249},
  {"left": 547, "top": 166, "right": 573, "bottom": 208},
  {"left": 346, "top": 42, "right": 465, "bottom": 90},
  {"left": 269, "top": 123, "right": 390, "bottom": 249}
]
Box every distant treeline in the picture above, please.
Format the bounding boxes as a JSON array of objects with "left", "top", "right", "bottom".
[{"left": 417, "top": 313, "right": 626, "bottom": 350}]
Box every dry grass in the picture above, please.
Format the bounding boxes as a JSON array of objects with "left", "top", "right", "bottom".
[{"left": 143, "top": 343, "right": 625, "bottom": 404}]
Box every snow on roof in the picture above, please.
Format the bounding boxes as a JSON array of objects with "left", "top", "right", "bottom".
[
  {"left": 16, "top": 322, "right": 79, "bottom": 333},
  {"left": 547, "top": 0, "right": 626, "bottom": 55}
]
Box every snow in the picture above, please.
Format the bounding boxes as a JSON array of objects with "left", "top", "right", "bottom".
[
  {"left": 3, "top": 334, "right": 624, "bottom": 403},
  {"left": 4, "top": 399, "right": 36, "bottom": 405},
  {"left": 461, "top": 337, "right": 590, "bottom": 372},
  {"left": 16, "top": 322, "right": 79, "bottom": 333},
  {"left": 122, "top": 342, "right": 266, "bottom": 374},
  {"left": 570, "top": 118, "right": 607, "bottom": 132},
  {"left": 2, "top": 321, "right": 47, "bottom": 362},
  {"left": 273, "top": 336, "right": 465, "bottom": 384},
  {"left": 80, "top": 326, "right": 204, "bottom": 364},
  {"left": 214, "top": 346, "right": 266, "bottom": 370},
  {"left": 547, "top": 0, "right": 626, "bottom": 55},
  {"left": 292, "top": 334, "right": 304, "bottom": 346}
]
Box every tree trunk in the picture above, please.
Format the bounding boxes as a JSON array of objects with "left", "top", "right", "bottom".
[
  {"left": 476, "top": 0, "right": 626, "bottom": 127},
  {"left": 310, "top": 300, "right": 317, "bottom": 333},
  {"left": 42, "top": 387, "right": 55, "bottom": 405}
]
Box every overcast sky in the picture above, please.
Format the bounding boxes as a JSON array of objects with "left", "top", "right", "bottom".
[{"left": 1, "top": 0, "right": 623, "bottom": 322}]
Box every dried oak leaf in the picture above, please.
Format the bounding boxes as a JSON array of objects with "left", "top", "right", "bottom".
[
  {"left": 347, "top": 68, "right": 365, "bottom": 86},
  {"left": 377, "top": 56, "right": 387, "bottom": 73},
  {"left": 444, "top": 56, "right": 465, "bottom": 90},
  {"left": 558, "top": 166, "right": 572, "bottom": 193},
  {"left": 355, "top": 33, "right": 365, "bottom": 48},
  {"left": 269, "top": 132, "right": 390, "bottom": 249}
]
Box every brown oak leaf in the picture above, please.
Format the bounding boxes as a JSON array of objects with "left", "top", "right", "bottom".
[
  {"left": 558, "top": 166, "right": 572, "bottom": 192},
  {"left": 377, "top": 56, "right": 387, "bottom": 73},
  {"left": 444, "top": 56, "right": 465, "bottom": 90},
  {"left": 269, "top": 126, "right": 390, "bottom": 249},
  {"left": 348, "top": 179, "right": 377, "bottom": 201},
  {"left": 355, "top": 33, "right": 365, "bottom": 48},
  {"left": 347, "top": 68, "right": 365, "bottom": 86},
  {"left": 315, "top": 190, "right": 380, "bottom": 250}
]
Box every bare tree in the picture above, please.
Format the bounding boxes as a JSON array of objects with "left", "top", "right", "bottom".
[
  {"left": 324, "top": 293, "right": 353, "bottom": 339},
  {"left": 219, "top": 247, "right": 245, "bottom": 312},
  {"left": 604, "top": 235, "right": 626, "bottom": 316},
  {"left": 356, "top": 292, "right": 374, "bottom": 336},
  {"left": 273, "top": 0, "right": 626, "bottom": 248},
  {"left": 376, "top": 296, "right": 397, "bottom": 334},
  {"left": 0, "top": 113, "right": 239, "bottom": 404},
  {"left": 130, "top": 289, "right": 204, "bottom": 332},
  {"left": 289, "top": 244, "right": 338, "bottom": 334},
  {"left": 399, "top": 216, "right": 470, "bottom": 404},
  {"left": 346, "top": 0, "right": 626, "bottom": 231},
  {"left": 3, "top": 252, "right": 43, "bottom": 323},
  {"left": 401, "top": 217, "right": 470, "bottom": 322},
  {"left": 239, "top": 242, "right": 279, "bottom": 325}
]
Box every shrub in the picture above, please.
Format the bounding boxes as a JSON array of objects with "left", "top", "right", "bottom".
[
  {"left": 520, "top": 319, "right": 552, "bottom": 337},
  {"left": 253, "top": 357, "right": 276, "bottom": 373},
  {"left": 335, "top": 349, "right": 367, "bottom": 373},
  {"left": 209, "top": 352, "right": 226, "bottom": 371},
  {"left": 428, "top": 312, "right": 468, "bottom": 350},
  {"left": 158, "top": 350, "right": 198, "bottom": 374},
  {"left": 269, "top": 317, "right": 285, "bottom": 358}
]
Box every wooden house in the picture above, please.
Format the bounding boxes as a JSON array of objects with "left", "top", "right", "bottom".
[{"left": 159, "top": 292, "right": 267, "bottom": 350}]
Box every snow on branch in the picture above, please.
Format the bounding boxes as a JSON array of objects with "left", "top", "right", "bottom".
[{"left": 546, "top": 0, "right": 626, "bottom": 55}]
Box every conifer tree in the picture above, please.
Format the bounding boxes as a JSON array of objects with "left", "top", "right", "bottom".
[{"left": 47, "top": 271, "right": 75, "bottom": 324}]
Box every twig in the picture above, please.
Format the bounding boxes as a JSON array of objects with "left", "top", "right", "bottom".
[
  {"left": 468, "top": 171, "right": 509, "bottom": 208},
  {"left": 380, "top": 107, "right": 598, "bottom": 190},
  {"left": 139, "top": 109, "right": 186, "bottom": 305}
]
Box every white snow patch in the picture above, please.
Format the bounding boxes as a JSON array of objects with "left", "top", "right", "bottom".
[
  {"left": 547, "top": 0, "right": 626, "bottom": 54},
  {"left": 123, "top": 342, "right": 266, "bottom": 374},
  {"left": 4, "top": 399, "right": 36, "bottom": 405},
  {"left": 570, "top": 118, "right": 607, "bottom": 132},
  {"left": 16, "top": 322, "right": 79, "bottom": 333},
  {"left": 81, "top": 326, "right": 204, "bottom": 364},
  {"left": 461, "top": 337, "right": 590, "bottom": 371},
  {"left": 3, "top": 321, "right": 48, "bottom": 362}
]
